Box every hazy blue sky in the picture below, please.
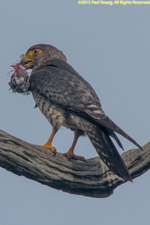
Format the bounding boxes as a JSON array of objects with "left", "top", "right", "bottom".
[{"left": 0, "top": 1, "right": 150, "bottom": 225}]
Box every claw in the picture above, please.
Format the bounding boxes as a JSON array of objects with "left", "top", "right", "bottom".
[
  {"left": 53, "top": 148, "right": 57, "bottom": 157},
  {"left": 39, "top": 144, "right": 56, "bottom": 156},
  {"left": 68, "top": 154, "right": 71, "bottom": 161},
  {"left": 64, "top": 151, "right": 86, "bottom": 162}
]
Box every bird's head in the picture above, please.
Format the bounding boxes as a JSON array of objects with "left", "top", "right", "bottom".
[{"left": 20, "top": 44, "right": 67, "bottom": 70}]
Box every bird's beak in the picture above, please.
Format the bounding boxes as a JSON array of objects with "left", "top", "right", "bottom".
[{"left": 20, "top": 55, "right": 34, "bottom": 69}]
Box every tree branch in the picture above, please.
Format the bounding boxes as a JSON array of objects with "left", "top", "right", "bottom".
[{"left": 0, "top": 129, "right": 149, "bottom": 198}]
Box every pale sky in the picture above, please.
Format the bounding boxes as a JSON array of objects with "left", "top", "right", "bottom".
[{"left": 0, "top": 1, "right": 150, "bottom": 225}]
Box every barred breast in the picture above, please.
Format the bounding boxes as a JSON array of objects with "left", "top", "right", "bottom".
[
  {"left": 32, "top": 92, "right": 86, "bottom": 135},
  {"left": 32, "top": 92, "right": 67, "bottom": 129}
]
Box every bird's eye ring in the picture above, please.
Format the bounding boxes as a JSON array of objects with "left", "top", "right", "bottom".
[
  {"left": 33, "top": 49, "right": 39, "bottom": 54},
  {"left": 28, "top": 48, "right": 42, "bottom": 57}
]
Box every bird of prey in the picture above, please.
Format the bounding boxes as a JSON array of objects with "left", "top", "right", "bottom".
[{"left": 20, "top": 44, "right": 142, "bottom": 182}]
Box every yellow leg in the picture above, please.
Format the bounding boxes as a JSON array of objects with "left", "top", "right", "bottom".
[
  {"left": 64, "top": 131, "right": 86, "bottom": 161},
  {"left": 39, "top": 128, "right": 58, "bottom": 154}
]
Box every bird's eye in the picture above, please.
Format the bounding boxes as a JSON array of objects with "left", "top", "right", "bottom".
[
  {"left": 28, "top": 48, "right": 42, "bottom": 57},
  {"left": 33, "top": 49, "right": 39, "bottom": 54}
]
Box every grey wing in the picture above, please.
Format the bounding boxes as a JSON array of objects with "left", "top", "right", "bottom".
[
  {"left": 29, "top": 63, "right": 102, "bottom": 112},
  {"left": 29, "top": 61, "right": 142, "bottom": 150}
]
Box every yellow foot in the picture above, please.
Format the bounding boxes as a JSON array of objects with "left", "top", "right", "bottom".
[
  {"left": 39, "top": 144, "right": 56, "bottom": 156},
  {"left": 63, "top": 150, "right": 86, "bottom": 162}
]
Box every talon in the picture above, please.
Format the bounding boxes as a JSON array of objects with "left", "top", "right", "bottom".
[
  {"left": 63, "top": 151, "right": 86, "bottom": 162},
  {"left": 63, "top": 130, "right": 86, "bottom": 161},
  {"left": 39, "top": 144, "right": 56, "bottom": 155},
  {"left": 53, "top": 149, "right": 57, "bottom": 157},
  {"left": 68, "top": 154, "right": 71, "bottom": 161},
  {"left": 38, "top": 128, "right": 58, "bottom": 155}
]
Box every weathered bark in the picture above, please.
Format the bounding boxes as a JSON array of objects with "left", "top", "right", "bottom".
[{"left": 0, "top": 129, "right": 149, "bottom": 198}]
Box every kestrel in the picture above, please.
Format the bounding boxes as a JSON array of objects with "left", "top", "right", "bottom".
[{"left": 19, "top": 44, "right": 142, "bottom": 181}]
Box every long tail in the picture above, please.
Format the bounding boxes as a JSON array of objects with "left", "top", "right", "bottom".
[
  {"left": 82, "top": 121, "right": 132, "bottom": 181},
  {"left": 96, "top": 116, "right": 143, "bottom": 151}
]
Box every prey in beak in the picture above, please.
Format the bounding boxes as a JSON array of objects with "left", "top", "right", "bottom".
[
  {"left": 20, "top": 54, "right": 34, "bottom": 69},
  {"left": 20, "top": 48, "right": 42, "bottom": 69}
]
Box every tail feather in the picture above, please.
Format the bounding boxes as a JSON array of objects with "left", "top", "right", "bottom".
[
  {"left": 97, "top": 116, "right": 143, "bottom": 151},
  {"left": 82, "top": 121, "right": 132, "bottom": 181},
  {"left": 108, "top": 130, "right": 124, "bottom": 151},
  {"left": 80, "top": 112, "right": 143, "bottom": 151}
]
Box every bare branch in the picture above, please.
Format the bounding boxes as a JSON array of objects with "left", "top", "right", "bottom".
[{"left": 0, "top": 129, "right": 149, "bottom": 198}]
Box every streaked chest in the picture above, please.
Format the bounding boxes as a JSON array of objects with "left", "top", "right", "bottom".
[{"left": 32, "top": 91, "right": 67, "bottom": 129}]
